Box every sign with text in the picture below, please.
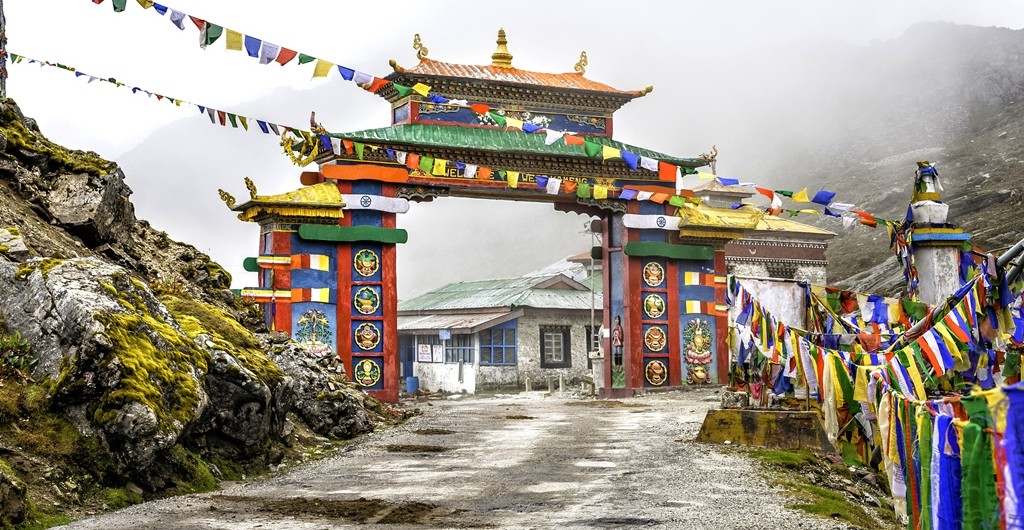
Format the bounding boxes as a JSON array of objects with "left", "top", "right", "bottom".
[{"left": 417, "top": 343, "right": 432, "bottom": 362}]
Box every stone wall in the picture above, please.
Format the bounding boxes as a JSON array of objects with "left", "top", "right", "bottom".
[
  {"left": 414, "top": 359, "right": 477, "bottom": 394},
  {"left": 516, "top": 308, "right": 599, "bottom": 386}
]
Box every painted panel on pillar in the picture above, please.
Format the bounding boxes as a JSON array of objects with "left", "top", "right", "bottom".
[
  {"left": 642, "top": 293, "right": 667, "bottom": 320},
  {"left": 643, "top": 358, "right": 669, "bottom": 387},
  {"left": 290, "top": 269, "right": 335, "bottom": 289},
  {"left": 642, "top": 259, "right": 667, "bottom": 289},
  {"left": 352, "top": 245, "right": 383, "bottom": 283},
  {"left": 350, "top": 209, "right": 381, "bottom": 226},
  {"left": 681, "top": 315, "right": 715, "bottom": 385},
  {"left": 352, "top": 356, "right": 385, "bottom": 391},
  {"left": 351, "top": 321, "right": 384, "bottom": 353},
  {"left": 351, "top": 180, "right": 383, "bottom": 197},
  {"left": 291, "top": 302, "right": 337, "bottom": 359},
  {"left": 352, "top": 285, "right": 383, "bottom": 317},
  {"left": 642, "top": 324, "right": 669, "bottom": 354}
]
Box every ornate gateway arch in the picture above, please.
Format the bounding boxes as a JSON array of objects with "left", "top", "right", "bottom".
[{"left": 223, "top": 30, "right": 747, "bottom": 402}]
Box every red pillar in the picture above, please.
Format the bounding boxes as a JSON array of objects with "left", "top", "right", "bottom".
[{"left": 714, "top": 249, "right": 729, "bottom": 384}]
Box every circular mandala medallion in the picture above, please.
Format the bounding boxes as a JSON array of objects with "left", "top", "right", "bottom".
[
  {"left": 643, "top": 261, "right": 665, "bottom": 287},
  {"left": 360, "top": 195, "right": 372, "bottom": 208},
  {"left": 353, "top": 286, "right": 381, "bottom": 315},
  {"left": 354, "top": 322, "right": 381, "bottom": 350},
  {"left": 354, "top": 358, "right": 381, "bottom": 387},
  {"left": 643, "top": 293, "right": 666, "bottom": 319},
  {"left": 645, "top": 360, "right": 668, "bottom": 386},
  {"left": 353, "top": 249, "right": 380, "bottom": 277},
  {"left": 644, "top": 326, "right": 667, "bottom": 352}
]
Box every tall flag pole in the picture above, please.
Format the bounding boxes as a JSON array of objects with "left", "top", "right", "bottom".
[{"left": 0, "top": 0, "right": 7, "bottom": 98}]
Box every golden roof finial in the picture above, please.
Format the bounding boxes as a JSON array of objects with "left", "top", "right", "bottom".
[
  {"left": 413, "top": 33, "right": 429, "bottom": 60},
  {"left": 574, "top": 51, "right": 588, "bottom": 75},
  {"left": 388, "top": 59, "right": 404, "bottom": 72},
  {"left": 639, "top": 85, "right": 654, "bottom": 96},
  {"left": 244, "top": 177, "right": 258, "bottom": 199},
  {"left": 217, "top": 189, "right": 236, "bottom": 209},
  {"left": 491, "top": 28, "right": 513, "bottom": 68}
]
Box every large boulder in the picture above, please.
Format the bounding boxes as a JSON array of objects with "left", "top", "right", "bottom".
[
  {"left": 267, "top": 342, "right": 373, "bottom": 440},
  {"left": 0, "top": 257, "right": 209, "bottom": 474},
  {"left": 46, "top": 167, "right": 136, "bottom": 247}
]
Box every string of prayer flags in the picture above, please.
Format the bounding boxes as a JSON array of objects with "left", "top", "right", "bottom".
[
  {"left": 812, "top": 189, "right": 837, "bottom": 205},
  {"left": 791, "top": 188, "right": 810, "bottom": 203},
  {"left": 602, "top": 145, "right": 621, "bottom": 161}
]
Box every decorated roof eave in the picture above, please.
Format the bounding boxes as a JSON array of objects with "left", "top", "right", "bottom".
[
  {"left": 381, "top": 71, "right": 646, "bottom": 103},
  {"left": 325, "top": 124, "right": 706, "bottom": 169}
]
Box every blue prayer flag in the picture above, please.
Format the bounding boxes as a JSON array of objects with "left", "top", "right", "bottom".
[
  {"left": 824, "top": 207, "right": 841, "bottom": 218},
  {"left": 811, "top": 190, "right": 836, "bottom": 205},
  {"left": 621, "top": 150, "right": 639, "bottom": 171},
  {"left": 428, "top": 94, "right": 449, "bottom": 104},
  {"left": 522, "top": 123, "right": 542, "bottom": 133},
  {"left": 619, "top": 189, "right": 638, "bottom": 201},
  {"left": 153, "top": 3, "right": 168, "bottom": 15},
  {"left": 256, "top": 120, "right": 269, "bottom": 134},
  {"left": 731, "top": 203, "right": 742, "bottom": 210},
  {"left": 535, "top": 176, "right": 549, "bottom": 190},
  {"left": 244, "top": 36, "right": 261, "bottom": 58},
  {"left": 717, "top": 177, "right": 740, "bottom": 186},
  {"left": 337, "top": 66, "right": 355, "bottom": 80},
  {"left": 197, "top": 105, "right": 205, "bottom": 113},
  {"left": 385, "top": 148, "right": 395, "bottom": 160},
  {"left": 318, "top": 135, "right": 332, "bottom": 153}
]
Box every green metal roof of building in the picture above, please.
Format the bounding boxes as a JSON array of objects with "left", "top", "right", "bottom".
[
  {"left": 399, "top": 274, "right": 603, "bottom": 313},
  {"left": 331, "top": 124, "right": 705, "bottom": 168}
]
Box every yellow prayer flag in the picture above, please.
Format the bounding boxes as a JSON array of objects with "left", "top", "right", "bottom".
[
  {"left": 798, "top": 209, "right": 820, "bottom": 215},
  {"left": 412, "top": 83, "right": 431, "bottom": 96},
  {"left": 792, "top": 188, "right": 810, "bottom": 203},
  {"left": 432, "top": 158, "right": 447, "bottom": 176},
  {"left": 593, "top": 185, "right": 608, "bottom": 199},
  {"left": 505, "top": 117, "right": 524, "bottom": 130},
  {"left": 696, "top": 171, "right": 716, "bottom": 180},
  {"left": 312, "top": 59, "right": 334, "bottom": 79},
  {"left": 239, "top": 117, "right": 249, "bottom": 131},
  {"left": 226, "top": 30, "right": 243, "bottom": 51},
  {"left": 853, "top": 366, "right": 869, "bottom": 403},
  {"left": 602, "top": 145, "right": 621, "bottom": 160},
  {"left": 506, "top": 171, "right": 519, "bottom": 188},
  {"left": 136, "top": 0, "right": 155, "bottom": 7}
]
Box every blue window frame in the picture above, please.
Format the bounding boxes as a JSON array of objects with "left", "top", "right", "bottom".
[
  {"left": 479, "top": 321, "right": 517, "bottom": 365},
  {"left": 444, "top": 334, "right": 474, "bottom": 364}
]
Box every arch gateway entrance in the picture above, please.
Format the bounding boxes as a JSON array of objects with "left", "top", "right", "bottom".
[{"left": 221, "top": 31, "right": 760, "bottom": 402}]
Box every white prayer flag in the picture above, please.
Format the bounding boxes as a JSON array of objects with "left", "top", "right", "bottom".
[
  {"left": 259, "top": 43, "right": 281, "bottom": 65},
  {"left": 546, "top": 177, "right": 562, "bottom": 194},
  {"left": 464, "top": 164, "right": 478, "bottom": 179},
  {"left": 396, "top": 151, "right": 408, "bottom": 165},
  {"left": 353, "top": 71, "right": 373, "bottom": 85},
  {"left": 636, "top": 191, "right": 654, "bottom": 201},
  {"left": 639, "top": 156, "right": 659, "bottom": 172},
  {"left": 544, "top": 130, "right": 565, "bottom": 145}
]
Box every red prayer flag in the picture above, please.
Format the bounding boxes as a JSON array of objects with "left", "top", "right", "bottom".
[
  {"left": 564, "top": 135, "right": 584, "bottom": 146},
  {"left": 275, "top": 48, "right": 298, "bottom": 66},
  {"left": 658, "top": 161, "right": 676, "bottom": 182},
  {"left": 217, "top": 110, "right": 227, "bottom": 126},
  {"left": 364, "top": 77, "right": 389, "bottom": 93},
  {"left": 342, "top": 140, "right": 354, "bottom": 154},
  {"left": 189, "top": 16, "right": 205, "bottom": 30},
  {"left": 852, "top": 209, "right": 878, "bottom": 228},
  {"left": 754, "top": 187, "right": 775, "bottom": 200},
  {"left": 650, "top": 193, "right": 670, "bottom": 204},
  {"left": 92, "top": 0, "right": 105, "bottom": 4},
  {"left": 477, "top": 167, "right": 492, "bottom": 181},
  {"left": 563, "top": 181, "right": 578, "bottom": 193},
  {"left": 469, "top": 103, "right": 491, "bottom": 115},
  {"left": 406, "top": 153, "right": 420, "bottom": 170}
]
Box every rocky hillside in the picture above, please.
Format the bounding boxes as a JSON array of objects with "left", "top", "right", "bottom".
[
  {"left": 762, "top": 23, "right": 1024, "bottom": 293},
  {"left": 0, "top": 99, "right": 401, "bottom": 527}
]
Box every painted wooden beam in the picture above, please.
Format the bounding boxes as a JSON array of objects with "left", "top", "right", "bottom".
[
  {"left": 298, "top": 224, "right": 409, "bottom": 244},
  {"left": 622, "top": 213, "right": 681, "bottom": 231},
  {"left": 243, "top": 257, "right": 259, "bottom": 272},
  {"left": 321, "top": 163, "right": 409, "bottom": 183},
  {"left": 623, "top": 241, "right": 714, "bottom": 261},
  {"left": 340, "top": 194, "right": 410, "bottom": 214}
]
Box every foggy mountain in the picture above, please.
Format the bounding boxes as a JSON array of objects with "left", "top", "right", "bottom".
[{"left": 117, "top": 21, "right": 1024, "bottom": 299}]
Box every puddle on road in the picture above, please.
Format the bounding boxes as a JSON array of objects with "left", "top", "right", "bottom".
[
  {"left": 413, "top": 428, "right": 456, "bottom": 435},
  {"left": 567, "top": 401, "right": 648, "bottom": 409},
  {"left": 505, "top": 415, "right": 535, "bottom": 420},
  {"left": 574, "top": 460, "right": 617, "bottom": 468},
  {"left": 384, "top": 444, "right": 452, "bottom": 453},
  {"left": 576, "top": 516, "right": 661, "bottom": 527},
  {"left": 210, "top": 495, "right": 458, "bottom": 525}
]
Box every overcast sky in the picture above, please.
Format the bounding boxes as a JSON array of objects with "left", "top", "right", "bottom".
[{"left": 6, "top": 1, "right": 1024, "bottom": 293}]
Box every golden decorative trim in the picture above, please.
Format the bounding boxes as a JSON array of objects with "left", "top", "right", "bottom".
[
  {"left": 574, "top": 51, "right": 588, "bottom": 75},
  {"left": 639, "top": 85, "right": 654, "bottom": 96},
  {"left": 388, "top": 59, "right": 404, "bottom": 73},
  {"left": 217, "top": 189, "right": 236, "bottom": 209},
  {"left": 244, "top": 177, "right": 258, "bottom": 199},
  {"left": 281, "top": 130, "right": 320, "bottom": 167},
  {"left": 413, "top": 33, "right": 429, "bottom": 60}
]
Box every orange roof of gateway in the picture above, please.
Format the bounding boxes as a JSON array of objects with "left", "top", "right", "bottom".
[{"left": 398, "top": 58, "right": 644, "bottom": 95}]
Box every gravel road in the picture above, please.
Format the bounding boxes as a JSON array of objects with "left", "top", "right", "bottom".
[{"left": 58, "top": 388, "right": 850, "bottom": 529}]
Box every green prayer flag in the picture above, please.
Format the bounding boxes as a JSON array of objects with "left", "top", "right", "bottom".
[
  {"left": 354, "top": 143, "right": 365, "bottom": 160},
  {"left": 668, "top": 196, "right": 686, "bottom": 207},
  {"left": 297, "top": 54, "right": 316, "bottom": 65},
  {"left": 227, "top": 113, "right": 238, "bottom": 128},
  {"left": 488, "top": 112, "right": 506, "bottom": 127},
  {"left": 902, "top": 299, "right": 927, "bottom": 321},
  {"left": 578, "top": 182, "right": 591, "bottom": 199},
  {"left": 832, "top": 356, "right": 861, "bottom": 415},
  {"left": 917, "top": 410, "right": 933, "bottom": 530},
  {"left": 776, "top": 190, "right": 794, "bottom": 198},
  {"left": 419, "top": 156, "right": 433, "bottom": 173},
  {"left": 583, "top": 140, "right": 602, "bottom": 158},
  {"left": 204, "top": 23, "right": 224, "bottom": 47},
  {"left": 392, "top": 83, "right": 413, "bottom": 98},
  {"left": 112, "top": 0, "right": 127, "bottom": 12}
]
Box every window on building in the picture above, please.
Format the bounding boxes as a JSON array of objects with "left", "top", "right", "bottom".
[
  {"left": 540, "top": 326, "right": 571, "bottom": 368},
  {"left": 479, "top": 327, "right": 517, "bottom": 365},
  {"left": 444, "top": 334, "right": 474, "bottom": 364},
  {"left": 584, "top": 325, "right": 601, "bottom": 369}
]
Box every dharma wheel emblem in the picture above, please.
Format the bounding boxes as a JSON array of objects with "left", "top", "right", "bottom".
[
  {"left": 656, "top": 216, "right": 666, "bottom": 228},
  {"left": 360, "top": 195, "right": 372, "bottom": 208}
]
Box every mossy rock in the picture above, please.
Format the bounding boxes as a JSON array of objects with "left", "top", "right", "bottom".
[{"left": 0, "top": 105, "right": 112, "bottom": 176}]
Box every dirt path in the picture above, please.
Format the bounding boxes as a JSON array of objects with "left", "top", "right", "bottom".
[{"left": 59, "top": 389, "right": 848, "bottom": 529}]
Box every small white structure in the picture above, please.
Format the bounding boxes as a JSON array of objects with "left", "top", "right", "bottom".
[{"left": 398, "top": 255, "right": 603, "bottom": 393}]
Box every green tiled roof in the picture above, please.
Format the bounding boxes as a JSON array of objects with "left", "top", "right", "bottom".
[
  {"left": 331, "top": 124, "right": 705, "bottom": 168},
  {"left": 399, "top": 275, "right": 602, "bottom": 312}
]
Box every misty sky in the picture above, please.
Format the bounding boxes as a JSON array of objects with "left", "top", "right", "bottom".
[{"left": 6, "top": 1, "right": 1024, "bottom": 295}]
